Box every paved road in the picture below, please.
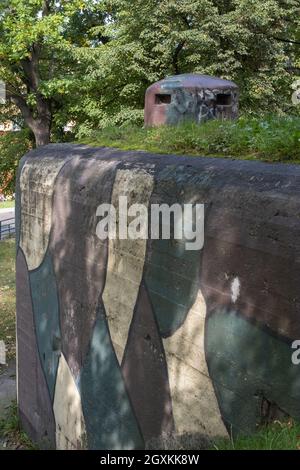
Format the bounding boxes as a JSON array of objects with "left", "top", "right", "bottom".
[{"left": 0, "top": 207, "right": 15, "bottom": 222}]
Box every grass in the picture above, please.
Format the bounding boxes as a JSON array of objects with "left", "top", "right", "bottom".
[
  {"left": 0, "top": 239, "right": 16, "bottom": 361},
  {"left": 0, "top": 238, "right": 34, "bottom": 450},
  {"left": 80, "top": 115, "right": 300, "bottom": 163},
  {"left": 0, "top": 239, "right": 34, "bottom": 449},
  {"left": 0, "top": 401, "right": 36, "bottom": 450},
  {"left": 212, "top": 420, "right": 300, "bottom": 450},
  {"left": 0, "top": 201, "right": 15, "bottom": 209}
]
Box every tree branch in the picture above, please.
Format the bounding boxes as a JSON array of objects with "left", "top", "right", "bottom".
[
  {"left": 6, "top": 89, "right": 34, "bottom": 127},
  {"left": 172, "top": 41, "right": 185, "bottom": 75},
  {"left": 271, "top": 36, "right": 300, "bottom": 45}
]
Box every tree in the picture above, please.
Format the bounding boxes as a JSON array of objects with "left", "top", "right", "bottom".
[
  {"left": 0, "top": 0, "right": 110, "bottom": 146},
  {"left": 75, "top": 0, "right": 299, "bottom": 133},
  {"left": 0, "top": 1, "right": 299, "bottom": 144}
]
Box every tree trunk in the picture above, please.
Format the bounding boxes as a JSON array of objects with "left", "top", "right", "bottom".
[
  {"left": 9, "top": 93, "right": 52, "bottom": 147},
  {"left": 34, "top": 131, "right": 51, "bottom": 147},
  {"left": 30, "top": 121, "right": 51, "bottom": 147},
  {"left": 10, "top": 43, "right": 53, "bottom": 147}
]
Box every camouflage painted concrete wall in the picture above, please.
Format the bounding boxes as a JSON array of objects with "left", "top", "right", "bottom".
[{"left": 16, "top": 144, "right": 300, "bottom": 450}]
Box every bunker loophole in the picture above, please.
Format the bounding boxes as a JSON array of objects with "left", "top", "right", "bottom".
[
  {"left": 155, "top": 94, "right": 171, "bottom": 105},
  {"left": 216, "top": 94, "right": 232, "bottom": 106}
]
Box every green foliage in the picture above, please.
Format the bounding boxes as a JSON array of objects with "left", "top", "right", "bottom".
[
  {"left": 213, "top": 420, "right": 300, "bottom": 450},
  {"left": 0, "top": 201, "right": 15, "bottom": 209},
  {"left": 0, "top": 130, "right": 32, "bottom": 195},
  {"left": 8, "top": 0, "right": 292, "bottom": 136},
  {"left": 80, "top": 115, "right": 300, "bottom": 163},
  {"left": 0, "top": 1, "right": 299, "bottom": 141},
  {"left": 0, "top": 239, "right": 16, "bottom": 360},
  {"left": 73, "top": 0, "right": 300, "bottom": 134},
  {"left": 0, "top": 1, "right": 111, "bottom": 144}
]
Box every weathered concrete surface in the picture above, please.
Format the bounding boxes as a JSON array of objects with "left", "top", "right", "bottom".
[
  {"left": 103, "top": 168, "right": 154, "bottom": 364},
  {"left": 16, "top": 143, "right": 300, "bottom": 449},
  {"left": 144, "top": 74, "right": 238, "bottom": 126},
  {"left": 53, "top": 354, "right": 87, "bottom": 449},
  {"left": 16, "top": 248, "right": 55, "bottom": 449}
]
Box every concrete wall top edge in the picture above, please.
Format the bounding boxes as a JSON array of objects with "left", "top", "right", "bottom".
[
  {"left": 20, "top": 143, "right": 300, "bottom": 193},
  {"left": 21, "top": 142, "right": 300, "bottom": 174}
]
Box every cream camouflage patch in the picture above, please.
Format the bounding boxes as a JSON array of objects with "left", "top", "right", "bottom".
[
  {"left": 102, "top": 168, "right": 154, "bottom": 364},
  {"left": 19, "top": 157, "right": 67, "bottom": 271},
  {"left": 53, "top": 354, "right": 87, "bottom": 450},
  {"left": 163, "top": 291, "right": 228, "bottom": 438}
]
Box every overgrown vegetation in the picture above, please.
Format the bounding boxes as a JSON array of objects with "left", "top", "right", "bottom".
[
  {"left": 0, "top": 1, "right": 299, "bottom": 143},
  {"left": 0, "top": 401, "right": 36, "bottom": 450},
  {"left": 0, "top": 201, "right": 15, "bottom": 209},
  {"left": 0, "top": 239, "right": 16, "bottom": 360},
  {"left": 213, "top": 420, "right": 300, "bottom": 450},
  {"left": 81, "top": 116, "right": 300, "bottom": 163}
]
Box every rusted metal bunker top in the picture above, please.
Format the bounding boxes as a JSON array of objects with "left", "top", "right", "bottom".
[{"left": 144, "top": 73, "right": 239, "bottom": 127}]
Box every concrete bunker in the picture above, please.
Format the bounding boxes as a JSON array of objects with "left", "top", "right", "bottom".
[
  {"left": 144, "top": 74, "right": 239, "bottom": 126},
  {"left": 16, "top": 144, "right": 300, "bottom": 449}
]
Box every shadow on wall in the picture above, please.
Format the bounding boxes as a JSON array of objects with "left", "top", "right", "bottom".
[
  {"left": 16, "top": 144, "right": 300, "bottom": 449},
  {"left": 201, "top": 181, "right": 300, "bottom": 435},
  {"left": 49, "top": 150, "right": 144, "bottom": 449}
]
